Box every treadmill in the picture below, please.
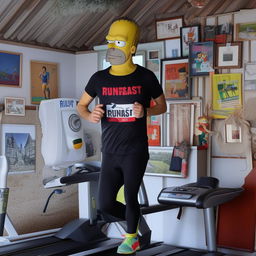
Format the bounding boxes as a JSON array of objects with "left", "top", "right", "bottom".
[
  {"left": 0, "top": 166, "right": 243, "bottom": 256},
  {"left": 0, "top": 162, "right": 176, "bottom": 256}
]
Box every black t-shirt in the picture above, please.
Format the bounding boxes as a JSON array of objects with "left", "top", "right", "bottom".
[{"left": 85, "top": 65, "right": 163, "bottom": 155}]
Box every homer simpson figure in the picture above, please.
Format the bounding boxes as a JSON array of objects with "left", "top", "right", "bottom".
[{"left": 77, "top": 17, "right": 167, "bottom": 254}]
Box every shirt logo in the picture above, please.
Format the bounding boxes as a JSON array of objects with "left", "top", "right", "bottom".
[{"left": 106, "top": 103, "right": 135, "bottom": 122}]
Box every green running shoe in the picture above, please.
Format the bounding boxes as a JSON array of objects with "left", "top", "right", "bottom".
[{"left": 117, "top": 235, "right": 140, "bottom": 254}]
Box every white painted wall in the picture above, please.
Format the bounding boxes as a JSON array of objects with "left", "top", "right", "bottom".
[{"left": 0, "top": 43, "right": 76, "bottom": 104}]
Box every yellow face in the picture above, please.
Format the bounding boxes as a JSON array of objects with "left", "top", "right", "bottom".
[{"left": 106, "top": 19, "right": 139, "bottom": 66}]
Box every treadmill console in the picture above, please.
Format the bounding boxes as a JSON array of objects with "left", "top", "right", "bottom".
[{"left": 158, "top": 186, "right": 210, "bottom": 207}]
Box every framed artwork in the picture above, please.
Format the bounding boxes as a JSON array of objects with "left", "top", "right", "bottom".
[
  {"left": 1, "top": 124, "right": 36, "bottom": 173},
  {"left": 189, "top": 41, "right": 214, "bottom": 76},
  {"left": 161, "top": 58, "right": 190, "bottom": 100},
  {"left": 215, "top": 42, "right": 243, "bottom": 69},
  {"left": 146, "top": 147, "right": 184, "bottom": 177},
  {"left": 147, "top": 100, "right": 162, "bottom": 146},
  {"left": 148, "top": 50, "right": 159, "bottom": 60},
  {"left": 4, "top": 97, "right": 25, "bottom": 116},
  {"left": 167, "top": 102, "right": 195, "bottom": 147},
  {"left": 0, "top": 51, "right": 22, "bottom": 87},
  {"left": 165, "top": 39, "right": 181, "bottom": 58},
  {"left": 225, "top": 124, "right": 242, "bottom": 143},
  {"left": 212, "top": 73, "right": 242, "bottom": 119},
  {"left": 244, "top": 62, "right": 256, "bottom": 90},
  {"left": 236, "top": 22, "right": 256, "bottom": 41},
  {"left": 30, "top": 61, "right": 58, "bottom": 104},
  {"left": 180, "top": 25, "right": 200, "bottom": 57},
  {"left": 204, "top": 24, "right": 233, "bottom": 44},
  {"left": 156, "top": 16, "right": 183, "bottom": 40}
]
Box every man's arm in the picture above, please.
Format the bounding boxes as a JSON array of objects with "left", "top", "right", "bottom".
[
  {"left": 77, "top": 92, "right": 104, "bottom": 123},
  {"left": 147, "top": 94, "right": 167, "bottom": 116}
]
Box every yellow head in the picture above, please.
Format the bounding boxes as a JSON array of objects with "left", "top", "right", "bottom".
[{"left": 106, "top": 18, "right": 140, "bottom": 74}]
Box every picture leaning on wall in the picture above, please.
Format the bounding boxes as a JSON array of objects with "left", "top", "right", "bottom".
[{"left": 1, "top": 124, "right": 36, "bottom": 173}]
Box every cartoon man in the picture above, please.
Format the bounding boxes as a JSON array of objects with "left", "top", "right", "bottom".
[
  {"left": 77, "top": 17, "right": 166, "bottom": 254},
  {"left": 39, "top": 66, "right": 50, "bottom": 99}
]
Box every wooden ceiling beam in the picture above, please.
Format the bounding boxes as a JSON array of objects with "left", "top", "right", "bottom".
[
  {"left": 78, "top": 0, "right": 141, "bottom": 48},
  {"left": 55, "top": 15, "right": 90, "bottom": 48},
  {"left": 17, "top": 0, "right": 56, "bottom": 41},
  {"left": 0, "top": 0, "right": 26, "bottom": 31},
  {"left": 4, "top": 0, "right": 41, "bottom": 39}
]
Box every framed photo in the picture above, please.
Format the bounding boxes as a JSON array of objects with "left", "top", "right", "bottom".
[
  {"left": 0, "top": 51, "right": 22, "bottom": 87},
  {"left": 189, "top": 41, "right": 214, "bottom": 76},
  {"left": 236, "top": 22, "right": 256, "bottom": 41},
  {"left": 225, "top": 124, "right": 242, "bottom": 143},
  {"left": 146, "top": 147, "right": 184, "bottom": 177},
  {"left": 1, "top": 124, "right": 36, "bottom": 173},
  {"left": 204, "top": 24, "right": 233, "bottom": 44},
  {"left": 212, "top": 73, "right": 242, "bottom": 119},
  {"left": 167, "top": 101, "right": 195, "bottom": 147},
  {"left": 244, "top": 62, "right": 256, "bottom": 90},
  {"left": 148, "top": 50, "right": 159, "bottom": 60},
  {"left": 215, "top": 42, "right": 243, "bottom": 69},
  {"left": 204, "top": 25, "right": 217, "bottom": 41},
  {"left": 156, "top": 16, "right": 183, "bottom": 40},
  {"left": 165, "top": 39, "right": 181, "bottom": 58},
  {"left": 161, "top": 58, "right": 190, "bottom": 100},
  {"left": 180, "top": 25, "right": 200, "bottom": 57},
  {"left": 30, "top": 61, "right": 58, "bottom": 104},
  {"left": 4, "top": 97, "right": 25, "bottom": 116}
]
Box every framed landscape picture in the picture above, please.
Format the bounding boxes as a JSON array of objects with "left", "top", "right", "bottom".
[
  {"left": 215, "top": 42, "right": 242, "bottom": 69},
  {"left": 180, "top": 25, "right": 200, "bottom": 57},
  {"left": 212, "top": 73, "right": 242, "bottom": 119},
  {"left": 189, "top": 41, "right": 214, "bottom": 76},
  {"left": 146, "top": 147, "right": 184, "bottom": 177},
  {"left": 156, "top": 16, "right": 183, "bottom": 40},
  {"left": 236, "top": 22, "right": 256, "bottom": 41},
  {"left": 0, "top": 51, "right": 22, "bottom": 87},
  {"left": 161, "top": 58, "right": 190, "bottom": 100},
  {"left": 4, "top": 97, "right": 25, "bottom": 116}
]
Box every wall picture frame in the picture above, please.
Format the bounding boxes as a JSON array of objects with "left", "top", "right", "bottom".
[
  {"left": 225, "top": 124, "right": 242, "bottom": 143},
  {"left": 30, "top": 60, "right": 58, "bottom": 104},
  {"left": 212, "top": 73, "right": 242, "bottom": 119},
  {"left": 244, "top": 62, "right": 256, "bottom": 90},
  {"left": 180, "top": 25, "right": 200, "bottom": 57},
  {"left": 215, "top": 42, "right": 242, "bottom": 69},
  {"left": 167, "top": 101, "right": 195, "bottom": 147},
  {"left": 4, "top": 97, "right": 25, "bottom": 116},
  {"left": 0, "top": 50, "right": 22, "bottom": 87},
  {"left": 1, "top": 124, "right": 36, "bottom": 173},
  {"left": 236, "top": 22, "right": 256, "bottom": 41},
  {"left": 161, "top": 58, "right": 190, "bottom": 100},
  {"left": 189, "top": 41, "right": 214, "bottom": 76},
  {"left": 156, "top": 16, "right": 183, "bottom": 40}
]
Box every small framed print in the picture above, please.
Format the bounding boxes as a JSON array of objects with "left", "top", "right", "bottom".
[
  {"left": 148, "top": 50, "right": 159, "bottom": 60},
  {"left": 4, "top": 97, "right": 25, "bottom": 116},
  {"left": 156, "top": 16, "right": 183, "bottom": 40},
  {"left": 180, "top": 25, "right": 200, "bottom": 57},
  {"left": 236, "top": 22, "right": 256, "bottom": 41},
  {"left": 215, "top": 42, "right": 242, "bottom": 69},
  {"left": 225, "top": 124, "right": 242, "bottom": 143},
  {"left": 161, "top": 58, "right": 190, "bottom": 100}
]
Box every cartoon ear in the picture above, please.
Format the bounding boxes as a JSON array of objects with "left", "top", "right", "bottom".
[{"left": 131, "top": 46, "right": 136, "bottom": 54}]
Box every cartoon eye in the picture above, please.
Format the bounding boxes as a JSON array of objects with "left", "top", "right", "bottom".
[
  {"left": 107, "top": 40, "right": 114, "bottom": 44},
  {"left": 115, "top": 41, "right": 126, "bottom": 47}
]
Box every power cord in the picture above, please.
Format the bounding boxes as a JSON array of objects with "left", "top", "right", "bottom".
[{"left": 43, "top": 189, "right": 64, "bottom": 213}]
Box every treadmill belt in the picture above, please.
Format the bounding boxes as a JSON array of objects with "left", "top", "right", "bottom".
[{"left": 0, "top": 238, "right": 121, "bottom": 256}]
